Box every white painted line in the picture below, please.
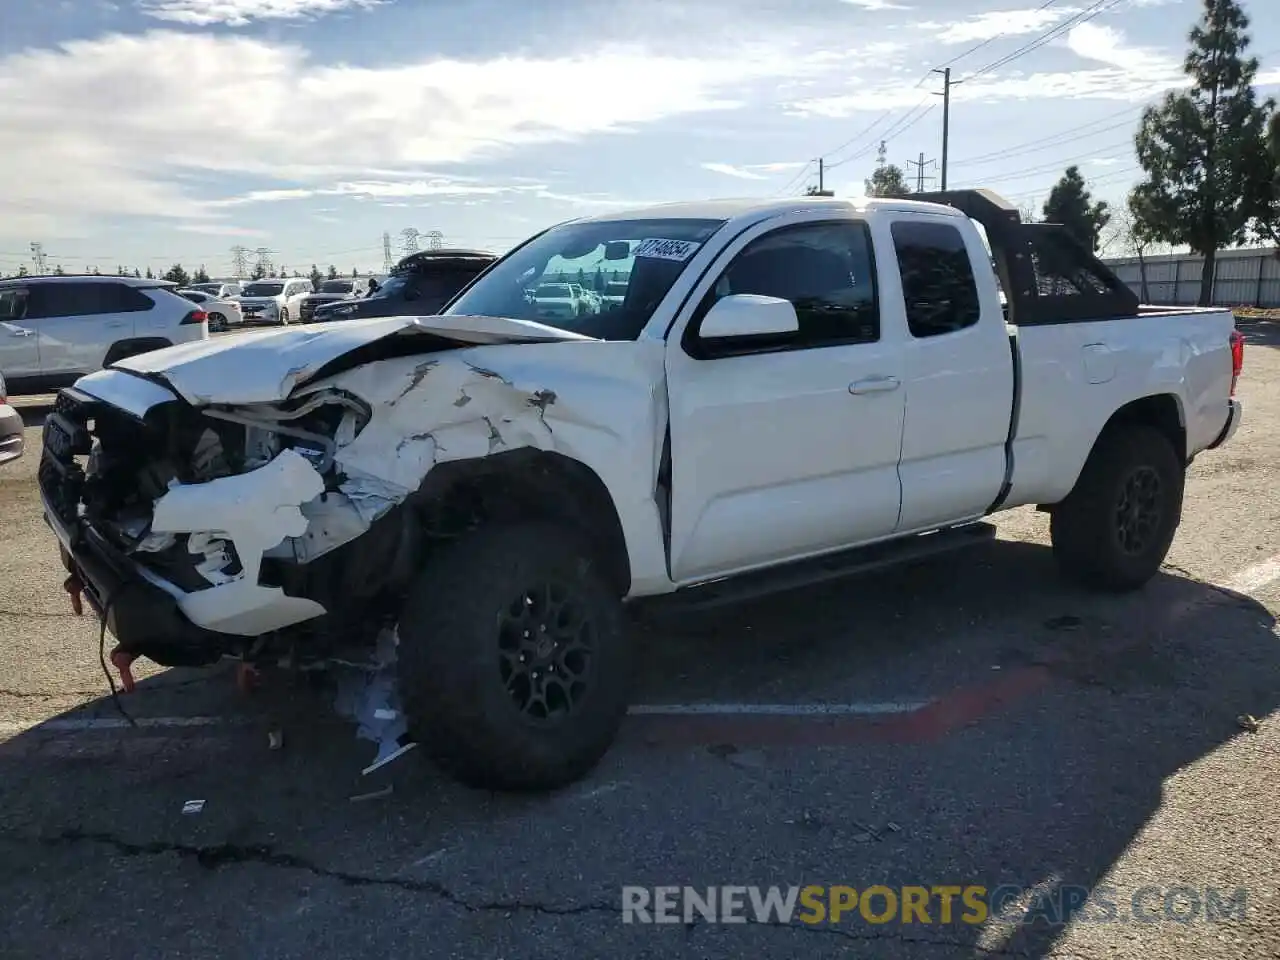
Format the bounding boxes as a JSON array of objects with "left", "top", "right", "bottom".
[
  {"left": 627, "top": 701, "right": 931, "bottom": 717},
  {"left": 0, "top": 715, "right": 231, "bottom": 735},
  {"left": 1223, "top": 556, "right": 1280, "bottom": 595}
]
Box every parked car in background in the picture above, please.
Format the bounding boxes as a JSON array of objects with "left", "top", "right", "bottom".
[
  {"left": 312, "top": 249, "right": 496, "bottom": 323},
  {"left": 0, "top": 371, "right": 22, "bottom": 464},
  {"left": 0, "top": 274, "right": 209, "bottom": 394},
  {"left": 600, "top": 279, "right": 629, "bottom": 310},
  {"left": 177, "top": 288, "right": 242, "bottom": 332},
  {"left": 189, "top": 281, "right": 243, "bottom": 299},
  {"left": 531, "top": 282, "right": 582, "bottom": 322},
  {"left": 299, "top": 277, "right": 371, "bottom": 323},
  {"left": 237, "top": 277, "right": 314, "bottom": 325}
]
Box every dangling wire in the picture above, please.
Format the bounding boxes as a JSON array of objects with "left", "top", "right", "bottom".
[{"left": 97, "top": 590, "right": 136, "bottom": 728}]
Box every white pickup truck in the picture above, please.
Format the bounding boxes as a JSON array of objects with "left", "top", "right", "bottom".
[{"left": 38, "top": 190, "right": 1243, "bottom": 791}]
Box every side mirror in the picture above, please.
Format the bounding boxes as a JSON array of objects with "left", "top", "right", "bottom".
[{"left": 700, "top": 294, "right": 799, "bottom": 341}]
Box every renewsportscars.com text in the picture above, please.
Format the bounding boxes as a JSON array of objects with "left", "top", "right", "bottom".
[{"left": 621, "top": 885, "right": 1249, "bottom": 927}]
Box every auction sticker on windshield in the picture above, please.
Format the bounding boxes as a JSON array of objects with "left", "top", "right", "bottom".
[{"left": 633, "top": 238, "right": 701, "bottom": 262}]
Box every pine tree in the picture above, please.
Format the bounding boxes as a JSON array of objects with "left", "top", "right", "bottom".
[
  {"left": 864, "top": 142, "right": 912, "bottom": 198},
  {"left": 162, "top": 263, "right": 190, "bottom": 286},
  {"left": 326, "top": 264, "right": 339, "bottom": 280},
  {"left": 193, "top": 264, "right": 211, "bottom": 284},
  {"left": 145, "top": 267, "right": 154, "bottom": 279},
  {"left": 1042, "top": 166, "right": 1111, "bottom": 251},
  {"left": 309, "top": 264, "right": 324, "bottom": 287},
  {"left": 1132, "top": 0, "right": 1275, "bottom": 305},
  {"left": 133, "top": 268, "right": 141, "bottom": 278},
  {"left": 52, "top": 264, "right": 65, "bottom": 275}
]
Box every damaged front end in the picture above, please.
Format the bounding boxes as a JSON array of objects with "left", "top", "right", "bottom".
[{"left": 39, "top": 378, "right": 397, "bottom": 669}]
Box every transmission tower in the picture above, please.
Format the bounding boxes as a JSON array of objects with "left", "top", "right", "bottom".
[
  {"left": 253, "top": 247, "right": 274, "bottom": 276},
  {"left": 400, "top": 228, "right": 420, "bottom": 257},
  {"left": 382, "top": 232, "right": 395, "bottom": 274},
  {"left": 30, "top": 242, "right": 47, "bottom": 274},
  {"left": 424, "top": 230, "right": 443, "bottom": 251},
  {"left": 230, "top": 245, "right": 250, "bottom": 279}
]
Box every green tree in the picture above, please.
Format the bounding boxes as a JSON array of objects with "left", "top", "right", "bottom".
[
  {"left": 162, "top": 263, "right": 190, "bottom": 286},
  {"left": 1131, "top": 0, "right": 1275, "bottom": 305},
  {"left": 145, "top": 266, "right": 154, "bottom": 279},
  {"left": 326, "top": 264, "right": 339, "bottom": 280},
  {"left": 115, "top": 265, "right": 126, "bottom": 276},
  {"left": 90, "top": 265, "right": 101, "bottom": 275},
  {"left": 133, "top": 268, "right": 141, "bottom": 278},
  {"left": 16, "top": 265, "right": 28, "bottom": 277},
  {"left": 192, "top": 264, "right": 211, "bottom": 284},
  {"left": 309, "top": 264, "right": 324, "bottom": 287},
  {"left": 1042, "top": 166, "right": 1111, "bottom": 251},
  {"left": 351, "top": 267, "right": 359, "bottom": 277},
  {"left": 864, "top": 142, "right": 911, "bottom": 198},
  {"left": 1249, "top": 109, "right": 1280, "bottom": 243},
  {"left": 52, "top": 264, "right": 65, "bottom": 275},
  {"left": 250, "top": 261, "right": 267, "bottom": 280},
  {"left": 804, "top": 184, "right": 832, "bottom": 196}
]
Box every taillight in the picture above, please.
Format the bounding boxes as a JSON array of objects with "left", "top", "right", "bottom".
[
  {"left": 1229, "top": 328, "right": 1244, "bottom": 397},
  {"left": 181, "top": 309, "right": 208, "bottom": 326}
]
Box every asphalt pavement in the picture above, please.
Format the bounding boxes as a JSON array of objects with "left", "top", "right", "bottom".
[{"left": 1, "top": 321, "right": 1278, "bottom": 959}]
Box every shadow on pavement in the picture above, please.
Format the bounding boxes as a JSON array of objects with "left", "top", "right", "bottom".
[
  {"left": 0, "top": 537, "right": 1276, "bottom": 959},
  {"left": 1235, "top": 318, "right": 1280, "bottom": 349}
]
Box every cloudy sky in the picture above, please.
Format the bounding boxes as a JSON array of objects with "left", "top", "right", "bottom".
[{"left": 2, "top": 0, "right": 1278, "bottom": 276}]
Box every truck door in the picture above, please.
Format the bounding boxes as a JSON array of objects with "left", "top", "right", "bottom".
[
  {"left": 664, "top": 216, "right": 906, "bottom": 584},
  {"left": 887, "top": 215, "right": 1014, "bottom": 530}
]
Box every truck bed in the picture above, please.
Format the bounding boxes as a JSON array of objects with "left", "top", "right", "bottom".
[{"left": 1003, "top": 306, "right": 1237, "bottom": 508}]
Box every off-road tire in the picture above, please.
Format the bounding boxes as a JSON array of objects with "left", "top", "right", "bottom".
[
  {"left": 1050, "top": 424, "right": 1183, "bottom": 592},
  {"left": 397, "top": 521, "right": 632, "bottom": 791}
]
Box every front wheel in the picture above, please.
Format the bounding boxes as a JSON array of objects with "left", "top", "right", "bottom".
[
  {"left": 279, "top": 308, "right": 290, "bottom": 325},
  {"left": 397, "top": 521, "right": 632, "bottom": 791},
  {"left": 1050, "top": 425, "right": 1184, "bottom": 592}
]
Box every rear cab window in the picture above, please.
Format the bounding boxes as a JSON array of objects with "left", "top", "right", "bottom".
[{"left": 890, "top": 220, "right": 981, "bottom": 338}]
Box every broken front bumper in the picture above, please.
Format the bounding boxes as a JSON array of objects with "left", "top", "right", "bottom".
[{"left": 38, "top": 386, "right": 329, "bottom": 664}]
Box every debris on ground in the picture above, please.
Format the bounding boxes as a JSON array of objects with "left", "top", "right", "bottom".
[
  {"left": 331, "top": 627, "right": 418, "bottom": 772},
  {"left": 349, "top": 785, "right": 394, "bottom": 803},
  {"left": 267, "top": 727, "right": 284, "bottom": 751},
  {"left": 181, "top": 800, "right": 206, "bottom": 815},
  {"left": 1237, "top": 714, "right": 1262, "bottom": 733}
]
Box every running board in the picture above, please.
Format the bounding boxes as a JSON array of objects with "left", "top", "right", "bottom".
[{"left": 646, "top": 522, "right": 998, "bottom": 613}]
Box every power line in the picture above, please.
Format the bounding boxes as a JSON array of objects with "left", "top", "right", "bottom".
[
  {"left": 932, "top": 0, "right": 1063, "bottom": 72},
  {"left": 959, "top": 0, "right": 1130, "bottom": 83},
  {"left": 951, "top": 107, "right": 1146, "bottom": 167},
  {"left": 826, "top": 100, "right": 935, "bottom": 171}
]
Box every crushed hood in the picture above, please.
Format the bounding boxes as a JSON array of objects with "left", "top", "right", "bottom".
[{"left": 108, "top": 314, "right": 596, "bottom": 406}]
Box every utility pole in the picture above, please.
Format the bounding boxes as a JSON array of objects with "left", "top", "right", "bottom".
[
  {"left": 906, "top": 153, "right": 938, "bottom": 193},
  {"left": 818, "top": 157, "right": 825, "bottom": 194},
  {"left": 30, "top": 242, "right": 47, "bottom": 274},
  {"left": 931, "top": 67, "right": 954, "bottom": 190}
]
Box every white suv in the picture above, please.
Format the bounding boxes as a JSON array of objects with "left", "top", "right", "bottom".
[
  {"left": 236, "top": 277, "right": 314, "bottom": 325},
  {"left": 0, "top": 275, "right": 209, "bottom": 395}
]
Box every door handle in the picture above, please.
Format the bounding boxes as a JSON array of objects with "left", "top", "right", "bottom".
[{"left": 849, "top": 376, "right": 901, "bottom": 395}]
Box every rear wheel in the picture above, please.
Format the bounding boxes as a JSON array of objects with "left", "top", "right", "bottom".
[
  {"left": 397, "top": 521, "right": 632, "bottom": 791},
  {"left": 279, "top": 307, "right": 290, "bottom": 325},
  {"left": 207, "top": 312, "right": 226, "bottom": 332},
  {"left": 1050, "top": 424, "right": 1183, "bottom": 592}
]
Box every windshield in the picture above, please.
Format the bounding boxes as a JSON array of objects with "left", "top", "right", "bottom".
[
  {"left": 443, "top": 218, "right": 726, "bottom": 339},
  {"left": 242, "top": 282, "right": 283, "bottom": 296},
  {"left": 189, "top": 283, "right": 219, "bottom": 294},
  {"left": 319, "top": 280, "right": 353, "bottom": 293}
]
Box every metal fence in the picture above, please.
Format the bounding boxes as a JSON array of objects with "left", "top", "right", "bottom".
[{"left": 1103, "top": 247, "right": 1280, "bottom": 308}]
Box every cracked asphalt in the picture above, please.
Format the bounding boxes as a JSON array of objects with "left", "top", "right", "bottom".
[{"left": 1, "top": 320, "right": 1278, "bottom": 959}]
